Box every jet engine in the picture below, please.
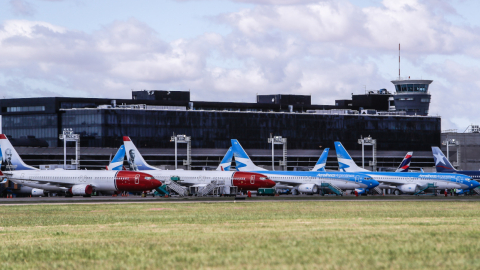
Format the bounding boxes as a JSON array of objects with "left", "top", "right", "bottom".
[
  {"left": 68, "top": 184, "right": 93, "bottom": 196},
  {"left": 397, "top": 184, "right": 418, "bottom": 194},
  {"left": 31, "top": 188, "right": 46, "bottom": 197},
  {"left": 297, "top": 184, "right": 318, "bottom": 194}
]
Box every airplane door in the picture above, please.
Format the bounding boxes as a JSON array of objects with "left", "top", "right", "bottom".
[
  {"left": 250, "top": 175, "right": 255, "bottom": 184},
  {"left": 135, "top": 174, "right": 140, "bottom": 184}
]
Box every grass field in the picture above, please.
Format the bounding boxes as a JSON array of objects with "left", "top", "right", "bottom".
[{"left": 1, "top": 201, "right": 480, "bottom": 269}]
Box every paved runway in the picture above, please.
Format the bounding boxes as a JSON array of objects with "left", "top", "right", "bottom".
[{"left": 1, "top": 194, "right": 480, "bottom": 205}]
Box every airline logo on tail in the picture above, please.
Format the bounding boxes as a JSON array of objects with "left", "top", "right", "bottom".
[
  {"left": 123, "top": 136, "right": 160, "bottom": 171},
  {"left": 312, "top": 148, "right": 329, "bottom": 172},
  {"left": 0, "top": 134, "right": 37, "bottom": 171},
  {"left": 432, "top": 147, "right": 456, "bottom": 172},
  {"left": 334, "top": 141, "right": 369, "bottom": 172},
  {"left": 107, "top": 145, "right": 126, "bottom": 171},
  {"left": 216, "top": 147, "right": 233, "bottom": 171},
  {"left": 230, "top": 139, "right": 266, "bottom": 171},
  {"left": 396, "top": 152, "right": 413, "bottom": 172}
]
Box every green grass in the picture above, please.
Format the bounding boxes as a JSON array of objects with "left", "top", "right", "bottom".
[{"left": 1, "top": 201, "right": 480, "bottom": 269}]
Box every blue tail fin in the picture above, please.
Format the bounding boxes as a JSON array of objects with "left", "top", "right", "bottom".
[
  {"left": 312, "top": 148, "right": 329, "bottom": 172},
  {"left": 334, "top": 141, "right": 369, "bottom": 172},
  {"left": 432, "top": 147, "right": 456, "bottom": 172},
  {"left": 216, "top": 147, "right": 233, "bottom": 171},
  {"left": 107, "top": 145, "right": 126, "bottom": 171}
]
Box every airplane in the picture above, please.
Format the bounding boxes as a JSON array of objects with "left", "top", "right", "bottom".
[
  {"left": 0, "top": 134, "right": 161, "bottom": 197},
  {"left": 216, "top": 147, "right": 233, "bottom": 171},
  {"left": 311, "top": 148, "right": 411, "bottom": 194},
  {"left": 230, "top": 139, "right": 380, "bottom": 195},
  {"left": 432, "top": 146, "right": 480, "bottom": 194},
  {"left": 334, "top": 141, "right": 479, "bottom": 195},
  {"left": 119, "top": 136, "right": 275, "bottom": 194}
]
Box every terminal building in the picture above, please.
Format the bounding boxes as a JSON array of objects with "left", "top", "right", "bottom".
[{"left": 0, "top": 79, "right": 440, "bottom": 171}]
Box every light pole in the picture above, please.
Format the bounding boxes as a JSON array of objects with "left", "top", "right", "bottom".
[
  {"left": 358, "top": 136, "right": 376, "bottom": 171},
  {"left": 442, "top": 138, "right": 459, "bottom": 165},
  {"left": 268, "top": 135, "right": 287, "bottom": 171},
  {"left": 170, "top": 134, "right": 191, "bottom": 170},
  {"left": 59, "top": 128, "right": 80, "bottom": 169}
]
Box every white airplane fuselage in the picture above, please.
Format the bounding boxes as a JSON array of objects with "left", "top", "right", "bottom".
[{"left": 5, "top": 170, "right": 160, "bottom": 194}]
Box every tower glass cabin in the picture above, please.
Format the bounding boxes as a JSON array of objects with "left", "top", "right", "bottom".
[{"left": 391, "top": 79, "right": 432, "bottom": 116}]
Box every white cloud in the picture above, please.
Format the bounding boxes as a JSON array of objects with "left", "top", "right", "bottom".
[{"left": 1, "top": 0, "right": 480, "bottom": 130}]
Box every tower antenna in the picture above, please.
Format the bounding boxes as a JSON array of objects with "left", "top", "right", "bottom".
[{"left": 398, "top": 43, "right": 401, "bottom": 80}]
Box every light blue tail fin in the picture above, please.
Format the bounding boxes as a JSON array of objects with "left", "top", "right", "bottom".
[
  {"left": 216, "top": 147, "right": 233, "bottom": 171},
  {"left": 432, "top": 147, "right": 456, "bottom": 172},
  {"left": 230, "top": 139, "right": 267, "bottom": 171},
  {"left": 334, "top": 141, "right": 369, "bottom": 172},
  {"left": 312, "top": 148, "right": 329, "bottom": 172},
  {"left": 107, "top": 145, "right": 126, "bottom": 171}
]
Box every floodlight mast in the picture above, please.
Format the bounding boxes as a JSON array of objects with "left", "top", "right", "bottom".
[
  {"left": 59, "top": 128, "right": 80, "bottom": 169},
  {"left": 442, "top": 138, "right": 459, "bottom": 168},
  {"left": 358, "top": 136, "right": 376, "bottom": 171},
  {"left": 268, "top": 135, "right": 287, "bottom": 171},
  {"left": 170, "top": 134, "right": 191, "bottom": 170}
]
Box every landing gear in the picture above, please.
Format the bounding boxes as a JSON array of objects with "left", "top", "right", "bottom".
[{"left": 394, "top": 189, "right": 401, "bottom": 196}]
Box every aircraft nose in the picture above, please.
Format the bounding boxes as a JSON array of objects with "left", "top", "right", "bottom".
[
  {"left": 370, "top": 180, "right": 380, "bottom": 188},
  {"left": 148, "top": 178, "right": 162, "bottom": 189},
  {"left": 472, "top": 180, "right": 480, "bottom": 189},
  {"left": 265, "top": 179, "right": 276, "bottom": 188}
]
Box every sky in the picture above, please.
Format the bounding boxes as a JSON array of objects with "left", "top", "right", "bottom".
[{"left": 0, "top": 0, "right": 479, "bottom": 130}]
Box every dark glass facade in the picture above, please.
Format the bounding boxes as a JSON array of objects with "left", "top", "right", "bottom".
[
  {"left": 61, "top": 109, "right": 440, "bottom": 151},
  {"left": 2, "top": 114, "right": 58, "bottom": 147}
]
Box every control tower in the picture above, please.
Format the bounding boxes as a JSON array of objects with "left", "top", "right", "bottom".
[{"left": 391, "top": 79, "right": 432, "bottom": 116}]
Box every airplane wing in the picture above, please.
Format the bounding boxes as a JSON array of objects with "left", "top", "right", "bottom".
[{"left": 8, "top": 177, "right": 75, "bottom": 188}]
